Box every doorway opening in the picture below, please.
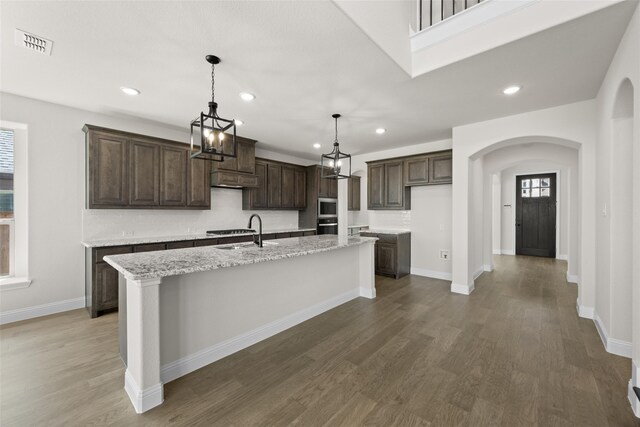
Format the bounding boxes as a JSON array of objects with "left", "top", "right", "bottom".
[{"left": 515, "top": 173, "right": 557, "bottom": 258}]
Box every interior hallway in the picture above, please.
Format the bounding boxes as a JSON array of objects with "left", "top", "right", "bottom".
[{"left": 1, "top": 255, "right": 638, "bottom": 426}]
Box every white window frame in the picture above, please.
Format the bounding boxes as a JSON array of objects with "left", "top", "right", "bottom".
[{"left": 0, "top": 121, "right": 30, "bottom": 291}]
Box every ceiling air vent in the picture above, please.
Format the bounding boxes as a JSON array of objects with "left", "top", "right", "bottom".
[{"left": 15, "top": 29, "right": 53, "bottom": 56}]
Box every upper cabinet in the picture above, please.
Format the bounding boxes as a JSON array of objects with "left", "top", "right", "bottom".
[
  {"left": 242, "top": 158, "right": 306, "bottom": 210},
  {"left": 348, "top": 175, "right": 361, "bottom": 211},
  {"left": 367, "top": 149, "right": 452, "bottom": 210},
  {"left": 367, "top": 160, "right": 411, "bottom": 210},
  {"left": 84, "top": 125, "right": 211, "bottom": 210},
  {"left": 210, "top": 136, "right": 258, "bottom": 188},
  {"left": 317, "top": 167, "right": 338, "bottom": 198}
]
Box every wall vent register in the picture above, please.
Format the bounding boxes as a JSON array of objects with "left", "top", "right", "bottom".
[{"left": 15, "top": 29, "right": 53, "bottom": 55}]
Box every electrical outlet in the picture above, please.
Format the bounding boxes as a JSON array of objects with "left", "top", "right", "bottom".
[
  {"left": 440, "top": 249, "right": 450, "bottom": 260},
  {"left": 122, "top": 231, "right": 134, "bottom": 237}
]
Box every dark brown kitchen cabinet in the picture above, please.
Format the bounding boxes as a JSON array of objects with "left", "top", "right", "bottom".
[
  {"left": 317, "top": 167, "right": 338, "bottom": 198},
  {"left": 87, "top": 131, "right": 129, "bottom": 207},
  {"left": 404, "top": 156, "right": 429, "bottom": 186},
  {"left": 360, "top": 232, "right": 411, "bottom": 279},
  {"left": 84, "top": 125, "right": 211, "bottom": 210},
  {"left": 211, "top": 136, "right": 258, "bottom": 187},
  {"left": 242, "top": 158, "right": 306, "bottom": 210},
  {"left": 160, "top": 145, "right": 188, "bottom": 206},
  {"left": 348, "top": 175, "right": 361, "bottom": 211},
  {"left": 129, "top": 139, "right": 160, "bottom": 206},
  {"left": 95, "top": 263, "right": 120, "bottom": 311},
  {"left": 429, "top": 152, "right": 453, "bottom": 184},
  {"left": 367, "top": 161, "right": 409, "bottom": 210},
  {"left": 187, "top": 158, "right": 211, "bottom": 207}
]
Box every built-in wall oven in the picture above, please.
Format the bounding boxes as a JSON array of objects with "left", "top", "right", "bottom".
[
  {"left": 317, "top": 217, "right": 338, "bottom": 235},
  {"left": 318, "top": 198, "right": 338, "bottom": 218}
]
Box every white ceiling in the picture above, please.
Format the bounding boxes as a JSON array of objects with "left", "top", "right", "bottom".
[{"left": 0, "top": 1, "right": 635, "bottom": 160}]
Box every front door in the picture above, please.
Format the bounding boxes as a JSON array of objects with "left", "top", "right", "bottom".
[{"left": 515, "top": 173, "right": 556, "bottom": 257}]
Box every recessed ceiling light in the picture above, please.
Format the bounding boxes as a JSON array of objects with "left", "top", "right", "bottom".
[
  {"left": 375, "top": 128, "right": 386, "bottom": 134},
  {"left": 502, "top": 85, "right": 521, "bottom": 95},
  {"left": 234, "top": 119, "right": 244, "bottom": 126},
  {"left": 120, "top": 86, "right": 140, "bottom": 96},
  {"left": 313, "top": 143, "right": 321, "bottom": 149},
  {"left": 239, "top": 92, "right": 255, "bottom": 102}
]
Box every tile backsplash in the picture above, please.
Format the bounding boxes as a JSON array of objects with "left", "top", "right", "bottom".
[{"left": 82, "top": 188, "right": 299, "bottom": 240}]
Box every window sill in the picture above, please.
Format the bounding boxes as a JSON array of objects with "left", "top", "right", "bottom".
[{"left": 0, "top": 277, "right": 32, "bottom": 291}]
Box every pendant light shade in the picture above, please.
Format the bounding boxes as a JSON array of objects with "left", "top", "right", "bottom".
[
  {"left": 321, "top": 114, "right": 351, "bottom": 179},
  {"left": 190, "top": 55, "right": 237, "bottom": 162}
]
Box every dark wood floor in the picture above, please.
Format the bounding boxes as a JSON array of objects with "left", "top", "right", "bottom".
[{"left": 1, "top": 255, "right": 638, "bottom": 426}]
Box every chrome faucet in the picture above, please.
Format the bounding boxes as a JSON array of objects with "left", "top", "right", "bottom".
[{"left": 248, "top": 214, "right": 263, "bottom": 248}]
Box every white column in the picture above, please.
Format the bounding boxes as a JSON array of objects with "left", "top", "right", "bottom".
[
  {"left": 451, "top": 153, "right": 474, "bottom": 294},
  {"left": 338, "top": 178, "right": 348, "bottom": 237},
  {"left": 359, "top": 241, "right": 376, "bottom": 299},
  {"left": 124, "top": 277, "right": 163, "bottom": 414}
]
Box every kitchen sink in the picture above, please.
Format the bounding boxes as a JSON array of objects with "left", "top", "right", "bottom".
[{"left": 216, "top": 241, "right": 279, "bottom": 250}]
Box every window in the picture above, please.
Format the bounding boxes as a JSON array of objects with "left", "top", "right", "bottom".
[
  {"left": 521, "top": 177, "right": 551, "bottom": 198},
  {"left": 0, "top": 129, "right": 14, "bottom": 277}
]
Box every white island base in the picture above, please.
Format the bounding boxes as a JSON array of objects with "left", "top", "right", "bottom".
[{"left": 106, "top": 236, "right": 376, "bottom": 413}]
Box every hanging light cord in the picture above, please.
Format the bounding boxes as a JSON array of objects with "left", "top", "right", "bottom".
[
  {"left": 211, "top": 63, "right": 216, "bottom": 105},
  {"left": 334, "top": 117, "right": 339, "bottom": 145}
]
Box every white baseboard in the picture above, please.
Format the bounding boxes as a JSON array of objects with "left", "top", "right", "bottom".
[
  {"left": 500, "top": 250, "right": 515, "bottom": 255},
  {"left": 124, "top": 370, "right": 163, "bottom": 414},
  {"left": 556, "top": 254, "right": 568, "bottom": 261},
  {"left": 473, "top": 267, "right": 483, "bottom": 280},
  {"left": 410, "top": 267, "right": 452, "bottom": 281},
  {"left": 566, "top": 273, "right": 578, "bottom": 284},
  {"left": 593, "top": 313, "right": 632, "bottom": 358},
  {"left": 576, "top": 300, "right": 594, "bottom": 319},
  {"left": 0, "top": 297, "right": 85, "bottom": 325},
  {"left": 451, "top": 282, "right": 474, "bottom": 295},
  {"left": 492, "top": 249, "right": 501, "bottom": 255},
  {"left": 160, "top": 289, "right": 360, "bottom": 384},
  {"left": 483, "top": 264, "right": 492, "bottom": 272}
]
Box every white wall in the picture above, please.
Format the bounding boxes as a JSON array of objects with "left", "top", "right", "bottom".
[
  {"left": 0, "top": 93, "right": 309, "bottom": 315},
  {"left": 349, "top": 139, "right": 454, "bottom": 279},
  {"left": 451, "top": 100, "right": 596, "bottom": 300},
  {"left": 594, "top": 0, "right": 639, "bottom": 377}
]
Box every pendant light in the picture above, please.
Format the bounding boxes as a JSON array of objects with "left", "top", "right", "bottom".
[
  {"left": 190, "top": 55, "right": 237, "bottom": 162},
  {"left": 321, "top": 114, "right": 351, "bottom": 179}
]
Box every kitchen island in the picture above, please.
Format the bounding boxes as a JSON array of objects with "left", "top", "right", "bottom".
[{"left": 104, "top": 234, "right": 377, "bottom": 413}]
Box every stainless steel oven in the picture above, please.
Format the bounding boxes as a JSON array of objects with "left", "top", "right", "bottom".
[
  {"left": 318, "top": 198, "right": 338, "bottom": 218},
  {"left": 317, "top": 217, "right": 338, "bottom": 235}
]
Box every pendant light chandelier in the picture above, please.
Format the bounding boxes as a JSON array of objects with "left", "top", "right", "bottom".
[
  {"left": 321, "top": 114, "right": 351, "bottom": 179},
  {"left": 190, "top": 55, "right": 237, "bottom": 162}
]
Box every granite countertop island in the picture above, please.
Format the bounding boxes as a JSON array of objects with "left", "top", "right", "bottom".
[
  {"left": 81, "top": 227, "right": 317, "bottom": 248},
  {"left": 105, "top": 235, "right": 377, "bottom": 280},
  {"left": 361, "top": 228, "right": 411, "bottom": 235},
  {"left": 112, "top": 234, "right": 378, "bottom": 414}
]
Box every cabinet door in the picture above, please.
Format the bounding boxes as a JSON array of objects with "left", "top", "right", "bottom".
[
  {"left": 376, "top": 243, "right": 397, "bottom": 276},
  {"left": 267, "top": 164, "right": 282, "bottom": 208},
  {"left": 328, "top": 176, "right": 338, "bottom": 198},
  {"left": 368, "top": 164, "right": 385, "bottom": 209},
  {"left": 294, "top": 169, "right": 306, "bottom": 209},
  {"left": 281, "top": 166, "right": 295, "bottom": 208},
  {"left": 404, "top": 156, "right": 429, "bottom": 186},
  {"left": 250, "top": 162, "right": 268, "bottom": 209},
  {"left": 89, "top": 132, "right": 129, "bottom": 207},
  {"left": 384, "top": 161, "right": 404, "bottom": 208},
  {"left": 160, "top": 145, "right": 188, "bottom": 206},
  {"left": 318, "top": 168, "right": 329, "bottom": 198},
  {"left": 95, "top": 263, "right": 119, "bottom": 310},
  {"left": 187, "top": 157, "right": 211, "bottom": 207},
  {"left": 348, "top": 176, "right": 361, "bottom": 211},
  {"left": 237, "top": 140, "right": 256, "bottom": 174},
  {"left": 129, "top": 139, "right": 160, "bottom": 206},
  {"left": 429, "top": 153, "right": 453, "bottom": 184}
]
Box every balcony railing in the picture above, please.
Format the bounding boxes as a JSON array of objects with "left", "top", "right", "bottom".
[{"left": 418, "top": 0, "right": 485, "bottom": 31}]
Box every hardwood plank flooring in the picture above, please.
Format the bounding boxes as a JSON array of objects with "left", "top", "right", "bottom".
[{"left": 1, "top": 255, "right": 638, "bottom": 426}]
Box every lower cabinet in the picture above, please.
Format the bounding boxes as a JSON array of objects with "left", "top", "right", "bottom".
[
  {"left": 86, "top": 230, "right": 318, "bottom": 317},
  {"left": 360, "top": 232, "right": 411, "bottom": 279}
]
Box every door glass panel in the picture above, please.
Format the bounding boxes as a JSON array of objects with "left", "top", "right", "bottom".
[
  {"left": 531, "top": 188, "right": 540, "bottom": 197},
  {"left": 541, "top": 178, "right": 550, "bottom": 187},
  {"left": 521, "top": 179, "right": 530, "bottom": 189},
  {"left": 541, "top": 188, "right": 550, "bottom": 197},
  {"left": 521, "top": 189, "right": 530, "bottom": 198},
  {"left": 531, "top": 178, "right": 540, "bottom": 188}
]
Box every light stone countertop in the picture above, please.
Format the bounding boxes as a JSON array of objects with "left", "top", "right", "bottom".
[
  {"left": 360, "top": 228, "right": 411, "bottom": 235},
  {"left": 347, "top": 224, "right": 369, "bottom": 229},
  {"left": 104, "top": 235, "right": 378, "bottom": 281},
  {"left": 81, "top": 227, "right": 317, "bottom": 248}
]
